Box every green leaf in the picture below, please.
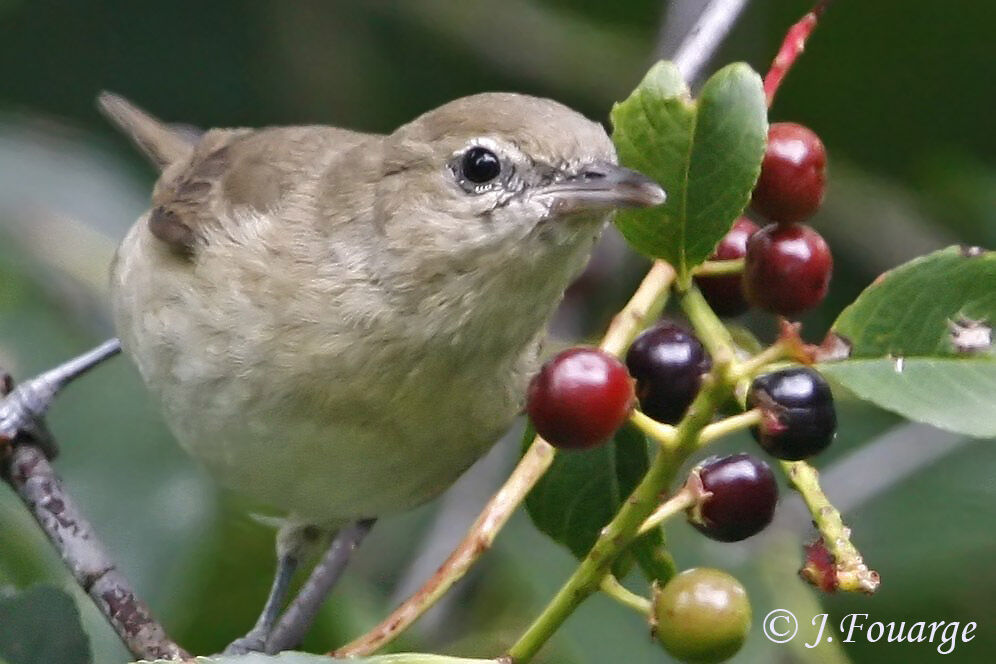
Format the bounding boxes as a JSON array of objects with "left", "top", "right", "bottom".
[
  {"left": 526, "top": 423, "right": 650, "bottom": 561},
  {"left": 630, "top": 526, "right": 677, "bottom": 585},
  {"left": 0, "top": 585, "right": 91, "bottom": 664},
  {"left": 611, "top": 61, "right": 767, "bottom": 282},
  {"left": 818, "top": 246, "right": 996, "bottom": 438},
  {"left": 134, "top": 654, "right": 497, "bottom": 664}
]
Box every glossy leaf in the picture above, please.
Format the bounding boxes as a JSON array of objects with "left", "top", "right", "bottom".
[
  {"left": 526, "top": 423, "right": 650, "bottom": 561},
  {"left": 135, "top": 654, "right": 497, "bottom": 664},
  {"left": 819, "top": 246, "right": 996, "bottom": 438},
  {"left": 0, "top": 586, "right": 90, "bottom": 664},
  {"left": 611, "top": 61, "right": 767, "bottom": 282}
]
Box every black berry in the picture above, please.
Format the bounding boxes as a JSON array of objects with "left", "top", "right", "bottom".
[
  {"left": 751, "top": 122, "right": 827, "bottom": 223},
  {"left": 689, "top": 454, "right": 778, "bottom": 542},
  {"left": 694, "top": 217, "right": 759, "bottom": 316},
  {"left": 743, "top": 223, "right": 832, "bottom": 316},
  {"left": 625, "top": 323, "right": 711, "bottom": 424},
  {"left": 747, "top": 368, "right": 836, "bottom": 460},
  {"left": 526, "top": 347, "right": 634, "bottom": 450},
  {"left": 655, "top": 568, "right": 751, "bottom": 664}
]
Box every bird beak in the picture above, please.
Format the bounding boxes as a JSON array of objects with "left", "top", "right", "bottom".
[{"left": 537, "top": 161, "right": 666, "bottom": 215}]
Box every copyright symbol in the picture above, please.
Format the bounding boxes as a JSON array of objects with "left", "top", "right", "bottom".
[{"left": 763, "top": 609, "right": 798, "bottom": 643}]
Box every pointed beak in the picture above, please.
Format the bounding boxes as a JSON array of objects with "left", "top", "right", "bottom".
[{"left": 537, "top": 161, "right": 666, "bottom": 215}]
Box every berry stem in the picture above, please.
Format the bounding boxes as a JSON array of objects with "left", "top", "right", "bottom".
[
  {"left": 763, "top": 1, "right": 833, "bottom": 106},
  {"left": 334, "top": 427, "right": 556, "bottom": 656},
  {"left": 781, "top": 460, "right": 881, "bottom": 594},
  {"left": 731, "top": 340, "right": 792, "bottom": 381},
  {"left": 601, "top": 261, "right": 677, "bottom": 357},
  {"left": 599, "top": 575, "right": 652, "bottom": 616},
  {"left": 679, "top": 286, "right": 740, "bottom": 367},
  {"left": 637, "top": 484, "right": 697, "bottom": 536},
  {"left": 506, "top": 374, "right": 728, "bottom": 663},
  {"left": 691, "top": 258, "right": 745, "bottom": 277},
  {"left": 335, "top": 262, "right": 676, "bottom": 657},
  {"left": 629, "top": 409, "right": 678, "bottom": 449},
  {"left": 697, "top": 408, "right": 763, "bottom": 446}
]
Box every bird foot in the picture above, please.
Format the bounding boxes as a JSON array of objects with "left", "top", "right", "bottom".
[{"left": 222, "top": 628, "right": 270, "bottom": 655}]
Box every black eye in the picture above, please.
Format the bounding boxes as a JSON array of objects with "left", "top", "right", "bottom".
[{"left": 461, "top": 147, "right": 502, "bottom": 184}]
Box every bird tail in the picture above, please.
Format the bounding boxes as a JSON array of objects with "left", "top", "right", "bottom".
[{"left": 96, "top": 91, "right": 195, "bottom": 171}]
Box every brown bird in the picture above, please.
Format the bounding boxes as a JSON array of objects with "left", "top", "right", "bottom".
[{"left": 100, "top": 91, "right": 664, "bottom": 652}]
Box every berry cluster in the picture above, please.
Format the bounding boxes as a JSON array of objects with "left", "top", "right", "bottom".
[
  {"left": 525, "top": 122, "right": 843, "bottom": 661},
  {"left": 527, "top": 341, "right": 836, "bottom": 462},
  {"left": 526, "top": 342, "right": 837, "bottom": 662},
  {"left": 697, "top": 122, "right": 833, "bottom": 317}
]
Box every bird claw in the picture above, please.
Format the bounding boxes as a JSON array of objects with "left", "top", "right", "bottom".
[{"left": 222, "top": 629, "right": 269, "bottom": 656}]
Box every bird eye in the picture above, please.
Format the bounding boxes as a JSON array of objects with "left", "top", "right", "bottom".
[{"left": 461, "top": 147, "right": 502, "bottom": 184}]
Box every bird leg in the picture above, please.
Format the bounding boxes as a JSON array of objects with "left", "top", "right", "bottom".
[
  {"left": 223, "top": 522, "right": 326, "bottom": 654},
  {"left": 222, "top": 548, "right": 300, "bottom": 653},
  {"left": 263, "top": 519, "right": 376, "bottom": 654}
]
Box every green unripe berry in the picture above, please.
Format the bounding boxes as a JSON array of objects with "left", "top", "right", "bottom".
[{"left": 654, "top": 568, "right": 751, "bottom": 663}]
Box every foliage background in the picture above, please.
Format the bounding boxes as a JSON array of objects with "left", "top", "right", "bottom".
[{"left": 0, "top": 1, "right": 992, "bottom": 662}]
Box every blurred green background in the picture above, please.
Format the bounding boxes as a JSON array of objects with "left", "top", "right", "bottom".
[{"left": 0, "top": 1, "right": 993, "bottom": 662}]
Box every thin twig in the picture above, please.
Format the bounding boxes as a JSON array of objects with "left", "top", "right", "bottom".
[
  {"left": 671, "top": 0, "right": 752, "bottom": 83},
  {"left": 333, "top": 2, "right": 749, "bottom": 655},
  {"left": 332, "top": 440, "right": 556, "bottom": 657},
  {"left": 0, "top": 346, "right": 186, "bottom": 661},
  {"left": 763, "top": 0, "right": 833, "bottom": 106},
  {"left": 2, "top": 443, "right": 188, "bottom": 660},
  {"left": 600, "top": 261, "right": 676, "bottom": 357},
  {"left": 0, "top": 338, "right": 121, "bottom": 444}
]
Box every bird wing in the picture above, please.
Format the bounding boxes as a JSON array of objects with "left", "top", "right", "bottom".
[{"left": 98, "top": 92, "right": 369, "bottom": 255}]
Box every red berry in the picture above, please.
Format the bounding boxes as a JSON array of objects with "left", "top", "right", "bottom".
[
  {"left": 526, "top": 347, "right": 634, "bottom": 450},
  {"left": 694, "top": 217, "right": 759, "bottom": 316},
  {"left": 743, "top": 223, "right": 832, "bottom": 316},
  {"left": 688, "top": 454, "right": 778, "bottom": 543},
  {"left": 625, "top": 323, "right": 711, "bottom": 424},
  {"left": 751, "top": 122, "right": 827, "bottom": 223},
  {"left": 747, "top": 368, "right": 837, "bottom": 460}
]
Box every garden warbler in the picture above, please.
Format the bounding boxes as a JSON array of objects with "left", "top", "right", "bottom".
[{"left": 102, "top": 92, "right": 664, "bottom": 530}]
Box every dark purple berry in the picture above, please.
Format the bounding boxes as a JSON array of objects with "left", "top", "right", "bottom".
[
  {"left": 751, "top": 122, "right": 827, "bottom": 223},
  {"left": 744, "top": 223, "right": 832, "bottom": 316},
  {"left": 625, "top": 323, "right": 711, "bottom": 424},
  {"left": 527, "top": 347, "right": 634, "bottom": 450},
  {"left": 689, "top": 454, "right": 778, "bottom": 542},
  {"left": 695, "top": 217, "right": 760, "bottom": 316},
  {"left": 747, "top": 368, "right": 836, "bottom": 460}
]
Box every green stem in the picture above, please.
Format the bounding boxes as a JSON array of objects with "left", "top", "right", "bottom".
[
  {"left": 679, "top": 285, "right": 739, "bottom": 367},
  {"left": 629, "top": 410, "right": 678, "bottom": 449},
  {"left": 731, "top": 339, "right": 791, "bottom": 381},
  {"left": 781, "top": 460, "right": 881, "bottom": 594},
  {"left": 599, "top": 575, "right": 652, "bottom": 616},
  {"left": 506, "top": 375, "right": 727, "bottom": 662},
  {"left": 637, "top": 483, "right": 696, "bottom": 536},
  {"left": 601, "top": 261, "right": 676, "bottom": 357},
  {"left": 697, "top": 408, "right": 762, "bottom": 447},
  {"left": 692, "top": 258, "right": 744, "bottom": 277}
]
